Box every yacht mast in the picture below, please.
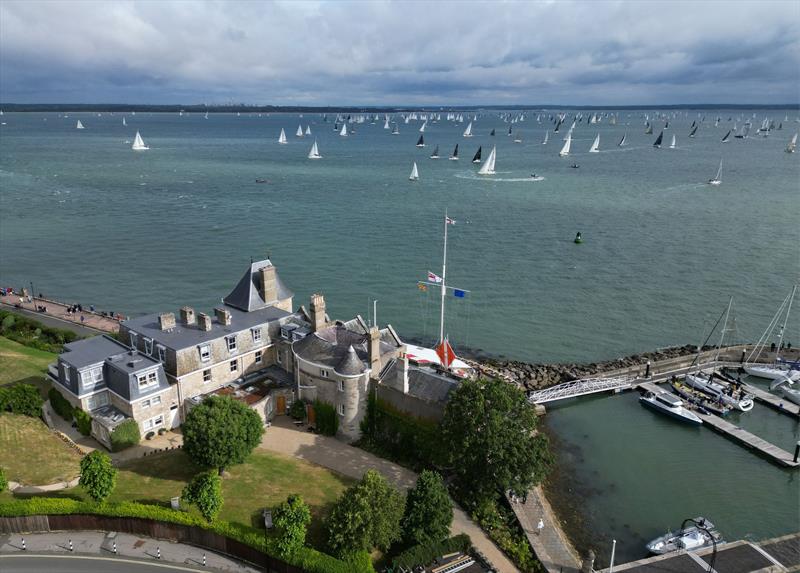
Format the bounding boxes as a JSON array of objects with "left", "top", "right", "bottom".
[{"left": 439, "top": 212, "right": 449, "bottom": 345}]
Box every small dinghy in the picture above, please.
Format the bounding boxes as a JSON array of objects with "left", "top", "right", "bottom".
[{"left": 646, "top": 517, "right": 723, "bottom": 555}]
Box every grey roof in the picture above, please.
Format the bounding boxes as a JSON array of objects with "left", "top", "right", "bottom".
[
  {"left": 124, "top": 305, "right": 299, "bottom": 351},
  {"left": 105, "top": 349, "right": 161, "bottom": 375},
  {"left": 384, "top": 361, "right": 459, "bottom": 403},
  {"left": 337, "top": 346, "right": 364, "bottom": 376},
  {"left": 293, "top": 322, "right": 401, "bottom": 371},
  {"left": 223, "top": 259, "right": 293, "bottom": 312},
  {"left": 91, "top": 405, "right": 129, "bottom": 430},
  {"left": 62, "top": 335, "right": 131, "bottom": 369}
]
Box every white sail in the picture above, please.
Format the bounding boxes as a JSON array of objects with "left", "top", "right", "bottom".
[
  {"left": 669, "top": 134, "right": 676, "bottom": 149},
  {"left": 589, "top": 133, "right": 600, "bottom": 153},
  {"left": 122, "top": 117, "right": 127, "bottom": 126},
  {"left": 384, "top": 117, "right": 390, "bottom": 129},
  {"left": 618, "top": 132, "right": 627, "bottom": 146},
  {"left": 409, "top": 162, "right": 419, "bottom": 181},
  {"left": 419, "top": 121, "right": 427, "bottom": 133},
  {"left": 708, "top": 158, "right": 722, "bottom": 185},
  {"left": 786, "top": 133, "right": 797, "bottom": 153},
  {"left": 204, "top": 111, "right": 209, "bottom": 120},
  {"left": 463, "top": 121, "right": 473, "bottom": 137},
  {"left": 131, "top": 131, "right": 149, "bottom": 151},
  {"left": 542, "top": 130, "right": 549, "bottom": 144},
  {"left": 278, "top": 128, "right": 288, "bottom": 144},
  {"left": 76, "top": 120, "right": 84, "bottom": 129},
  {"left": 305, "top": 125, "right": 312, "bottom": 135},
  {"left": 559, "top": 134, "right": 571, "bottom": 156},
  {"left": 308, "top": 139, "right": 321, "bottom": 159},
  {"left": 296, "top": 125, "right": 304, "bottom": 137},
  {"left": 340, "top": 123, "right": 348, "bottom": 137},
  {"left": 477, "top": 145, "right": 496, "bottom": 175}
]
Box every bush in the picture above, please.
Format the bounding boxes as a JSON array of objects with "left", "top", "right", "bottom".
[
  {"left": 79, "top": 450, "right": 117, "bottom": 503},
  {"left": 313, "top": 400, "right": 338, "bottom": 436},
  {"left": 288, "top": 399, "right": 306, "bottom": 420},
  {"left": 146, "top": 431, "right": 155, "bottom": 440},
  {"left": 0, "top": 310, "right": 78, "bottom": 352},
  {"left": 392, "top": 534, "right": 471, "bottom": 569},
  {"left": 74, "top": 408, "right": 92, "bottom": 436},
  {"left": 0, "top": 384, "right": 44, "bottom": 417},
  {"left": 273, "top": 494, "right": 312, "bottom": 557},
  {"left": 402, "top": 470, "right": 453, "bottom": 546},
  {"left": 183, "top": 471, "right": 223, "bottom": 522},
  {"left": 110, "top": 419, "right": 140, "bottom": 452},
  {"left": 0, "top": 467, "right": 7, "bottom": 492},
  {"left": 48, "top": 387, "right": 74, "bottom": 421}
]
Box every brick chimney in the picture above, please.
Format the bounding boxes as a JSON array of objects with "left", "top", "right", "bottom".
[
  {"left": 158, "top": 312, "right": 176, "bottom": 331},
  {"left": 179, "top": 306, "right": 196, "bottom": 325},
  {"left": 198, "top": 313, "right": 212, "bottom": 331},
  {"left": 259, "top": 265, "right": 278, "bottom": 303},
  {"left": 368, "top": 326, "right": 381, "bottom": 378},
  {"left": 310, "top": 293, "right": 326, "bottom": 332},
  {"left": 214, "top": 307, "right": 232, "bottom": 326}
]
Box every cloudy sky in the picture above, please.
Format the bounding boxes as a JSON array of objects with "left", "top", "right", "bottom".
[{"left": 1, "top": 0, "right": 798, "bottom": 105}]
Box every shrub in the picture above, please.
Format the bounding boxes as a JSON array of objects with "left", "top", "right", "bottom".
[
  {"left": 273, "top": 494, "right": 312, "bottom": 557},
  {"left": 79, "top": 450, "right": 117, "bottom": 503},
  {"left": 313, "top": 400, "right": 338, "bottom": 436},
  {"left": 74, "top": 408, "right": 92, "bottom": 436},
  {"left": 110, "top": 419, "right": 140, "bottom": 452},
  {"left": 182, "top": 471, "right": 223, "bottom": 522},
  {"left": 146, "top": 431, "right": 155, "bottom": 440},
  {"left": 402, "top": 470, "right": 453, "bottom": 546},
  {"left": 0, "top": 384, "right": 44, "bottom": 417},
  {"left": 48, "top": 387, "right": 74, "bottom": 421},
  {"left": 0, "top": 468, "right": 7, "bottom": 492},
  {"left": 0, "top": 310, "right": 78, "bottom": 352},
  {"left": 1, "top": 314, "right": 15, "bottom": 332},
  {"left": 288, "top": 399, "right": 306, "bottom": 420},
  {"left": 392, "top": 534, "right": 471, "bottom": 570},
  {"left": 158, "top": 427, "right": 167, "bottom": 435}
]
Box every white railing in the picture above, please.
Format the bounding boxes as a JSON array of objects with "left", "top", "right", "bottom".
[{"left": 527, "top": 376, "right": 634, "bottom": 404}]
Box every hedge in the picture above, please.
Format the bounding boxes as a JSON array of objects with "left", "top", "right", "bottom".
[
  {"left": 110, "top": 419, "right": 141, "bottom": 452},
  {"left": 74, "top": 408, "right": 92, "bottom": 436},
  {"left": 0, "top": 309, "right": 78, "bottom": 352},
  {"left": 48, "top": 387, "right": 74, "bottom": 421},
  {"left": 392, "top": 534, "right": 472, "bottom": 569},
  {"left": 0, "top": 383, "right": 44, "bottom": 417},
  {"left": 0, "top": 498, "right": 374, "bottom": 573},
  {"left": 360, "top": 397, "right": 441, "bottom": 469},
  {"left": 313, "top": 400, "right": 338, "bottom": 436}
]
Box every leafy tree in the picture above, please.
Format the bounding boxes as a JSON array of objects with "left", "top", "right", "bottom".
[
  {"left": 326, "top": 469, "right": 405, "bottom": 557},
  {"left": 79, "top": 450, "right": 117, "bottom": 503},
  {"left": 440, "top": 378, "right": 551, "bottom": 506},
  {"left": 48, "top": 387, "right": 74, "bottom": 421},
  {"left": 401, "top": 470, "right": 453, "bottom": 545},
  {"left": 110, "top": 419, "right": 140, "bottom": 452},
  {"left": 182, "top": 471, "right": 223, "bottom": 522},
  {"left": 288, "top": 399, "right": 306, "bottom": 420},
  {"left": 0, "top": 467, "right": 7, "bottom": 492},
  {"left": 313, "top": 400, "right": 338, "bottom": 436},
  {"left": 182, "top": 395, "right": 264, "bottom": 474},
  {"left": 74, "top": 409, "right": 92, "bottom": 436},
  {"left": 273, "top": 493, "right": 312, "bottom": 556}
]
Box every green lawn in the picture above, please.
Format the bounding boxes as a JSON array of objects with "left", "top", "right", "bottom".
[
  {"left": 0, "top": 413, "right": 82, "bottom": 486},
  {"left": 0, "top": 335, "right": 55, "bottom": 395}
]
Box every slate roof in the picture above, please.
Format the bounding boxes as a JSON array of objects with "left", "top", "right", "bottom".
[
  {"left": 223, "top": 259, "right": 293, "bottom": 312},
  {"left": 293, "top": 322, "right": 402, "bottom": 373},
  {"left": 384, "top": 361, "right": 460, "bottom": 403},
  {"left": 61, "top": 335, "right": 132, "bottom": 369},
  {"left": 337, "top": 346, "right": 364, "bottom": 376}
]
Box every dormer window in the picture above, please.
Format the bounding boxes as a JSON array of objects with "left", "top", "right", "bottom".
[
  {"left": 251, "top": 328, "right": 262, "bottom": 343},
  {"left": 81, "top": 366, "right": 103, "bottom": 390},
  {"left": 143, "top": 338, "right": 153, "bottom": 355},
  {"left": 137, "top": 370, "right": 159, "bottom": 389},
  {"left": 226, "top": 336, "right": 237, "bottom": 352},
  {"left": 199, "top": 344, "right": 211, "bottom": 362}
]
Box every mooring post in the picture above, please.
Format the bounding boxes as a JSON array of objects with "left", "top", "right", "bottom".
[
  {"left": 645, "top": 361, "right": 651, "bottom": 378},
  {"left": 113, "top": 540, "right": 117, "bottom": 554},
  {"left": 609, "top": 539, "right": 617, "bottom": 573},
  {"left": 157, "top": 546, "right": 161, "bottom": 560},
  {"left": 740, "top": 349, "right": 746, "bottom": 364},
  {"left": 69, "top": 539, "right": 73, "bottom": 552},
  {"left": 203, "top": 553, "right": 207, "bottom": 567},
  {"left": 794, "top": 441, "right": 800, "bottom": 463}
]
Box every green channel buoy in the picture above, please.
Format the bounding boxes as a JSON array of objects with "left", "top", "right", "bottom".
[{"left": 574, "top": 232, "right": 583, "bottom": 244}]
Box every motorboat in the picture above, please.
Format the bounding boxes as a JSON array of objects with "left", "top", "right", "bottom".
[
  {"left": 646, "top": 517, "right": 723, "bottom": 555},
  {"left": 684, "top": 373, "right": 753, "bottom": 412},
  {"left": 639, "top": 390, "right": 703, "bottom": 425}
]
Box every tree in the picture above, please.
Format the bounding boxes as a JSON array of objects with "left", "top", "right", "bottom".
[
  {"left": 110, "top": 419, "right": 140, "bottom": 452},
  {"left": 440, "top": 378, "right": 551, "bottom": 506},
  {"left": 273, "top": 494, "right": 312, "bottom": 556},
  {"left": 182, "top": 395, "right": 264, "bottom": 474},
  {"left": 0, "top": 467, "right": 7, "bottom": 492},
  {"left": 401, "top": 470, "right": 453, "bottom": 545},
  {"left": 327, "top": 469, "right": 405, "bottom": 557},
  {"left": 79, "top": 450, "right": 117, "bottom": 503},
  {"left": 182, "top": 471, "right": 223, "bottom": 522}
]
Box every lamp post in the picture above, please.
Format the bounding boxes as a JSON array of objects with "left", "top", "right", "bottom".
[{"left": 609, "top": 539, "right": 617, "bottom": 573}]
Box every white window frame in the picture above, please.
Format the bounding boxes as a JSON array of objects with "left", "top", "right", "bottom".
[
  {"left": 129, "top": 331, "right": 138, "bottom": 347},
  {"left": 63, "top": 363, "right": 71, "bottom": 384},
  {"left": 199, "top": 344, "right": 211, "bottom": 362},
  {"left": 337, "top": 403, "right": 345, "bottom": 416},
  {"left": 86, "top": 392, "right": 109, "bottom": 411},
  {"left": 251, "top": 328, "right": 262, "bottom": 343},
  {"left": 143, "top": 414, "right": 164, "bottom": 431},
  {"left": 141, "top": 398, "right": 151, "bottom": 409},
  {"left": 230, "top": 359, "right": 238, "bottom": 373},
  {"left": 143, "top": 337, "right": 153, "bottom": 355},
  {"left": 81, "top": 366, "right": 103, "bottom": 389},
  {"left": 254, "top": 350, "right": 263, "bottom": 364},
  {"left": 226, "top": 336, "right": 237, "bottom": 352},
  {"left": 338, "top": 379, "right": 344, "bottom": 392},
  {"left": 137, "top": 370, "right": 159, "bottom": 390},
  {"left": 320, "top": 369, "right": 329, "bottom": 378},
  {"left": 203, "top": 369, "right": 212, "bottom": 383},
  {"left": 151, "top": 395, "right": 161, "bottom": 406}
]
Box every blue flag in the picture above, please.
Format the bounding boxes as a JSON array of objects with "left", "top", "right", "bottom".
[{"left": 453, "top": 289, "right": 466, "bottom": 298}]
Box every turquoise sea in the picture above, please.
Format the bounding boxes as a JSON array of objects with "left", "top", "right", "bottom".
[{"left": 1, "top": 110, "right": 799, "bottom": 562}]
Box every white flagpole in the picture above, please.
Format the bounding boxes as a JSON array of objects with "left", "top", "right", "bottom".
[{"left": 440, "top": 212, "right": 448, "bottom": 345}]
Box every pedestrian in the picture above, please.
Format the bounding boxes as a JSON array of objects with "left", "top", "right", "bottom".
[
  {"left": 80, "top": 315, "right": 85, "bottom": 323},
  {"left": 537, "top": 518, "right": 544, "bottom": 535}
]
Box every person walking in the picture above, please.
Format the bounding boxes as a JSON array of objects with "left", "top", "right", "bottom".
[{"left": 537, "top": 518, "right": 545, "bottom": 535}]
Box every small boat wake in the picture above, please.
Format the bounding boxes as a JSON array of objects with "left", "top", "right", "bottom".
[{"left": 454, "top": 172, "right": 545, "bottom": 182}]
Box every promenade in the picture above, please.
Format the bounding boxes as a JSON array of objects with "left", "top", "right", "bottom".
[{"left": 0, "top": 292, "right": 121, "bottom": 334}]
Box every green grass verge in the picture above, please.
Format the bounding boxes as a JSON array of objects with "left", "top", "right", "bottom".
[{"left": 0, "top": 335, "right": 55, "bottom": 396}]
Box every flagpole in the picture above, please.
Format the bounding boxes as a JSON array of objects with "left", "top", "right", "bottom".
[{"left": 440, "top": 211, "right": 447, "bottom": 345}]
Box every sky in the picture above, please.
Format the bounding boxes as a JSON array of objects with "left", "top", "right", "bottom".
[{"left": 1, "top": 0, "right": 798, "bottom": 106}]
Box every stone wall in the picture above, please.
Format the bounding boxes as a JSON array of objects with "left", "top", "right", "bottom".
[{"left": 376, "top": 384, "right": 445, "bottom": 422}]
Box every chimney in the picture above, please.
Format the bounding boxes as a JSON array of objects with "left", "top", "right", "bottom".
[
  {"left": 179, "top": 306, "right": 196, "bottom": 325},
  {"left": 198, "top": 312, "right": 212, "bottom": 331},
  {"left": 259, "top": 265, "right": 278, "bottom": 303},
  {"left": 368, "top": 326, "right": 381, "bottom": 378},
  {"left": 310, "top": 293, "right": 326, "bottom": 332},
  {"left": 158, "top": 312, "right": 176, "bottom": 331},
  {"left": 396, "top": 355, "right": 409, "bottom": 393},
  {"left": 214, "top": 307, "right": 232, "bottom": 326}
]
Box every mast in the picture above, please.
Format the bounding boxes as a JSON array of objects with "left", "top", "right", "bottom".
[
  {"left": 714, "top": 296, "right": 733, "bottom": 363},
  {"left": 776, "top": 285, "right": 797, "bottom": 361},
  {"left": 439, "top": 212, "right": 448, "bottom": 345}
]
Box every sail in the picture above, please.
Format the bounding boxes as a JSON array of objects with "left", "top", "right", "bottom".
[
  {"left": 786, "top": 133, "right": 797, "bottom": 153},
  {"left": 669, "top": 134, "right": 676, "bottom": 149},
  {"left": 76, "top": 120, "right": 84, "bottom": 129},
  {"left": 559, "top": 134, "right": 571, "bottom": 156},
  {"left": 721, "top": 130, "right": 731, "bottom": 143},
  {"left": 305, "top": 125, "right": 312, "bottom": 135},
  {"left": 340, "top": 124, "right": 348, "bottom": 137},
  {"left": 296, "top": 125, "right": 304, "bottom": 137},
  {"left": 416, "top": 135, "right": 425, "bottom": 147},
  {"left": 391, "top": 123, "right": 399, "bottom": 135},
  {"left": 653, "top": 130, "right": 664, "bottom": 148},
  {"left": 204, "top": 111, "right": 209, "bottom": 119},
  {"left": 689, "top": 125, "right": 698, "bottom": 138},
  {"left": 490, "top": 128, "right": 495, "bottom": 136},
  {"left": 618, "top": 132, "right": 627, "bottom": 146},
  {"left": 308, "top": 140, "right": 321, "bottom": 159},
  {"left": 430, "top": 145, "right": 440, "bottom": 159},
  {"left": 645, "top": 122, "right": 653, "bottom": 134},
  {"left": 419, "top": 121, "right": 426, "bottom": 133},
  {"left": 132, "top": 131, "right": 149, "bottom": 151},
  {"left": 449, "top": 144, "right": 459, "bottom": 160},
  {"left": 477, "top": 145, "right": 496, "bottom": 175},
  {"left": 409, "top": 162, "right": 419, "bottom": 181},
  {"left": 708, "top": 158, "right": 722, "bottom": 184},
  {"left": 507, "top": 125, "right": 512, "bottom": 136},
  {"left": 472, "top": 146, "right": 482, "bottom": 163},
  {"left": 384, "top": 118, "right": 390, "bottom": 130},
  {"left": 463, "top": 122, "right": 473, "bottom": 137},
  {"left": 435, "top": 338, "right": 457, "bottom": 369},
  {"left": 278, "top": 128, "right": 288, "bottom": 144},
  {"left": 122, "top": 117, "right": 127, "bottom": 126},
  {"left": 542, "top": 130, "right": 549, "bottom": 144},
  {"left": 589, "top": 134, "right": 600, "bottom": 153}
]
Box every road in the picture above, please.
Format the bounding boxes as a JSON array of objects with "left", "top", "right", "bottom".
[{"left": 0, "top": 555, "right": 208, "bottom": 572}]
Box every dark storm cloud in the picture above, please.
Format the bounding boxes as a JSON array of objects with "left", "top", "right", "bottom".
[{"left": 0, "top": 0, "right": 798, "bottom": 105}]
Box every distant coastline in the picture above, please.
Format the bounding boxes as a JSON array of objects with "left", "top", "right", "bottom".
[{"left": 1, "top": 102, "right": 798, "bottom": 113}]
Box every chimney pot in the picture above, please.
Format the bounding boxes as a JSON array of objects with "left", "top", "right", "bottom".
[
  {"left": 179, "top": 306, "right": 196, "bottom": 325},
  {"left": 158, "top": 312, "right": 176, "bottom": 331},
  {"left": 197, "top": 313, "right": 212, "bottom": 332},
  {"left": 214, "top": 307, "right": 232, "bottom": 326}
]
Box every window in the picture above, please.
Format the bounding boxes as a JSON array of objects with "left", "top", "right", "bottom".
[
  {"left": 143, "top": 337, "right": 153, "bottom": 355},
  {"left": 251, "top": 328, "right": 262, "bottom": 343},
  {"left": 142, "top": 398, "right": 151, "bottom": 409},
  {"left": 276, "top": 352, "right": 282, "bottom": 364},
  {"left": 199, "top": 344, "right": 211, "bottom": 362},
  {"left": 226, "top": 336, "right": 237, "bottom": 352},
  {"left": 254, "top": 350, "right": 263, "bottom": 364},
  {"left": 320, "top": 369, "right": 329, "bottom": 378},
  {"left": 137, "top": 370, "right": 158, "bottom": 389},
  {"left": 338, "top": 380, "right": 344, "bottom": 392},
  {"left": 81, "top": 366, "right": 103, "bottom": 389},
  {"left": 63, "top": 364, "right": 71, "bottom": 384},
  {"left": 203, "top": 369, "right": 212, "bottom": 383},
  {"left": 152, "top": 395, "right": 161, "bottom": 406},
  {"left": 230, "top": 359, "right": 238, "bottom": 373},
  {"left": 337, "top": 403, "right": 345, "bottom": 416},
  {"left": 86, "top": 392, "right": 108, "bottom": 411},
  {"left": 143, "top": 414, "right": 164, "bottom": 431},
  {"left": 157, "top": 345, "right": 166, "bottom": 363}
]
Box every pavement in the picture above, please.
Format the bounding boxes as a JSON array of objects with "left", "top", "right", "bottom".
[
  {"left": 0, "top": 532, "right": 259, "bottom": 573},
  {"left": 0, "top": 294, "right": 121, "bottom": 334},
  {"left": 259, "top": 417, "right": 520, "bottom": 573}
]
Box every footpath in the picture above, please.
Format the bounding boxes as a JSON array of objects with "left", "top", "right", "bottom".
[
  {"left": 0, "top": 293, "right": 121, "bottom": 334},
  {"left": 0, "top": 531, "right": 258, "bottom": 573}
]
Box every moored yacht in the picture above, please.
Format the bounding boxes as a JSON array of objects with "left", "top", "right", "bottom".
[
  {"left": 646, "top": 517, "right": 723, "bottom": 554},
  {"left": 684, "top": 373, "right": 753, "bottom": 412},
  {"left": 639, "top": 390, "right": 703, "bottom": 425}
]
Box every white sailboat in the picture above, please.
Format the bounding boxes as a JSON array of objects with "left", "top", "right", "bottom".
[
  {"left": 618, "top": 132, "right": 627, "bottom": 147},
  {"left": 786, "top": 133, "right": 797, "bottom": 153},
  {"left": 131, "top": 131, "right": 149, "bottom": 151},
  {"left": 122, "top": 117, "right": 127, "bottom": 127},
  {"left": 559, "top": 133, "right": 572, "bottom": 156},
  {"left": 339, "top": 123, "right": 348, "bottom": 137},
  {"left": 204, "top": 111, "right": 209, "bottom": 120},
  {"left": 391, "top": 123, "right": 399, "bottom": 135},
  {"left": 307, "top": 139, "right": 321, "bottom": 159},
  {"left": 296, "top": 125, "right": 304, "bottom": 137},
  {"left": 542, "top": 130, "right": 549, "bottom": 145},
  {"left": 278, "top": 128, "right": 288, "bottom": 144},
  {"left": 419, "top": 121, "right": 427, "bottom": 133},
  {"left": 76, "top": 120, "right": 85, "bottom": 130},
  {"left": 745, "top": 285, "right": 800, "bottom": 382},
  {"left": 409, "top": 162, "right": 419, "bottom": 181},
  {"left": 384, "top": 117, "right": 390, "bottom": 130},
  {"left": 463, "top": 121, "right": 473, "bottom": 137},
  {"left": 669, "top": 134, "right": 676, "bottom": 149},
  {"left": 305, "top": 125, "right": 312, "bottom": 136},
  {"left": 707, "top": 158, "right": 722, "bottom": 186},
  {"left": 589, "top": 133, "right": 600, "bottom": 153},
  {"left": 477, "top": 145, "right": 496, "bottom": 175}
]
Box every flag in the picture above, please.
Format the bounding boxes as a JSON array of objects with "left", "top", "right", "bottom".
[
  {"left": 427, "top": 271, "right": 443, "bottom": 283},
  {"left": 417, "top": 283, "right": 427, "bottom": 292},
  {"left": 436, "top": 338, "right": 457, "bottom": 368},
  {"left": 445, "top": 216, "right": 456, "bottom": 225},
  {"left": 453, "top": 289, "right": 466, "bottom": 298}
]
